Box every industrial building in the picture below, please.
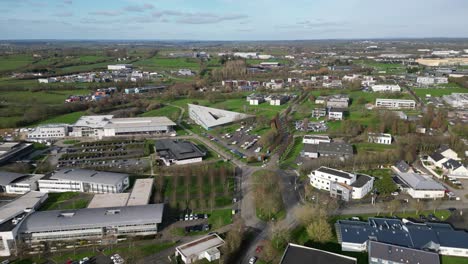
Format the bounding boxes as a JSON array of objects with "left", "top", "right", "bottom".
[
  {"left": 336, "top": 217, "right": 468, "bottom": 258},
  {"left": 38, "top": 169, "right": 129, "bottom": 194},
  {"left": 155, "top": 140, "right": 206, "bottom": 166},
  {"left": 175, "top": 234, "right": 225, "bottom": 264},
  {"left": 19, "top": 204, "right": 164, "bottom": 244},
  {"left": 303, "top": 142, "right": 354, "bottom": 159}
]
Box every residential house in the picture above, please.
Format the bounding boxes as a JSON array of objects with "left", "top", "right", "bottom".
[{"left": 368, "top": 133, "right": 392, "bottom": 145}]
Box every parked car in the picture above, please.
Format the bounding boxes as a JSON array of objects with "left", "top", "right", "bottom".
[{"left": 248, "top": 257, "right": 257, "bottom": 264}]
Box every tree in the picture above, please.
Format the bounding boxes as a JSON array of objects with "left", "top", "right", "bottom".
[
  {"left": 410, "top": 199, "right": 426, "bottom": 215},
  {"left": 222, "top": 219, "right": 245, "bottom": 262},
  {"left": 270, "top": 222, "right": 291, "bottom": 249},
  {"left": 387, "top": 199, "right": 400, "bottom": 216},
  {"left": 306, "top": 218, "right": 333, "bottom": 243},
  {"left": 294, "top": 205, "right": 317, "bottom": 226},
  {"left": 374, "top": 176, "right": 397, "bottom": 195}
]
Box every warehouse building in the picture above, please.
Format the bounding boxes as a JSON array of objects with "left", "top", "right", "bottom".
[
  {"left": 19, "top": 204, "right": 164, "bottom": 244},
  {"left": 38, "top": 169, "right": 129, "bottom": 194}
]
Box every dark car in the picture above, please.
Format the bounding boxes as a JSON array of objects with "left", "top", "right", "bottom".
[
  {"left": 448, "top": 207, "right": 457, "bottom": 212},
  {"left": 419, "top": 214, "right": 427, "bottom": 221}
]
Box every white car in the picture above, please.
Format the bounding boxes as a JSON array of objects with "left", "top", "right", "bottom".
[
  {"left": 248, "top": 257, "right": 257, "bottom": 264},
  {"left": 391, "top": 192, "right": 399, "bottom": 196}
]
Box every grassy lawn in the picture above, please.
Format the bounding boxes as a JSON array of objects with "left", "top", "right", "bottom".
[
  {"left": 39, "top": 192, "right": 92, "bottom": 211},
  {"left": 103, "top": 242, "right": 175, "bottom": 260},
  {"left": 413, "top": 86, "right": 468, "bottom": 100},
  {"left": 280, "top": 137, "right": 303, "bottom": 169},
  {"left": 39, "top": 111, "right": 86, "bottom": 125},
  {"left": 0, "top": 90, "right": 90, "bottom": 105},
  {"left": 208, "top": 208, "right": 233, "bottom": 229},
  {"left": 134, "top": 56, "right": 201, "bottom": 71},
  {"left": 354, "top": 60, "right": 407, "bottom": 75},
  {"left": 140, "top": 105, "right": 181, "bottom": 121},
  {"left": 331, "top": 210, "right": 452, "bottom": 223},
  {"left": 355, "top": 142, "right": 396, "bottom": 153},
  {"left": 63, "top": 139, "right": 81, "bottom": 145},
  {"left": 442, "top": 256, "right": 468, "bottom": 264}
]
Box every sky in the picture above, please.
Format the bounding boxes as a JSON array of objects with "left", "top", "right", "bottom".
[{"left": 1, "top": 0, "right": 468, "bottom": 40}]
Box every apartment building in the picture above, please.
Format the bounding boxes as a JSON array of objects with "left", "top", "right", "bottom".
[{"left": 375, "top": 99, "right": 416, "bottom": 109}]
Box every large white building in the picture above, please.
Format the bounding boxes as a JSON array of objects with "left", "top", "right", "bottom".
[
  {"left": 38, "top": 169, "right": 129, "bottom": 194},
  {"left": 69, "top": 115, "right": 176, "bottom": 139},
  {"left": 375, "top": 99, "right": 416, "bottom": 109},
  {"left": 188, "top": 104, "right": 252, "bottom": 130},
  {"left": 309, "top": 167, "right": 374, "bottom": 201},
  {"left": 19, "top": 204, "right": 164, "bottom": 244},
  {"left": 175, "top": 234, "right": 225, "bottom": 264},
  {"left": 416, "top": 77, "right": 448, "bottom": 86},
  {"left": 393, "top": 171, "right": 446, "bottom": 199},
  {"left": 303, "top": 135, "right": 331, "bottom": 145},
  {"left": 0, "top": 191, "right": 47, "bottom": 256},
  {"left": 27, "top": 124, "right": 69, "bottom": 140},
  {"left": 107, "top": 64, "right": 132, "bottom": 71},
  {"left": 368, "top": 133, "right": 392, "bottom": 145},
  {"left": 371, "top": 84, "right": 401, "bottom": 92},
  {"left": 442, "top": 93, "right": 468, "bottom": 108}
]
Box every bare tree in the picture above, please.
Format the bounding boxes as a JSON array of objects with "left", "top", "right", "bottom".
[{"left": 306, "top": 218, "right": 333, "bottom": 243}]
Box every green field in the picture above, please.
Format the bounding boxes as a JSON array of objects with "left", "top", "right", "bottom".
[
  {"left": 134, "top": 56, "right": 201, "bottom": 71},
  {"left": 0, "top": 89, "right": 90, "bottom": 105},
  {"left": 39, "top": 192, "right": 92, "bottom": 211},
  {"left": 354, "top": 60, "right": 407, "bottom": 75},
  {"left": 39, "top": 111, "right": 86, "bottom": 125},
  {"left": 0, "top": 54, "right": 34, "bottom": 72},
  {"left": 280, "top": 137, "right": 303, "bottom": 169},
  {"left": 355, "top": 142, "right": 396, "bottom": 153},
  {"left": 140, "top": 105, "right": 181, "bottom": 121},
  {"left": 413, "top": 86, "right": 468, "bottom": 99}
]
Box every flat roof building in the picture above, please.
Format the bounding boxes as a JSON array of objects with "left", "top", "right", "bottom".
[
  {"left": 188, "top": 104, "right": 252, "bottom": 130},
  {"left": 280, "top": 243, "right": 357, "bottom": 264},
  {"left": 393, "top": 171, "right": 445, "bottom": 199},
  {"left": 87, "top": 193, "right": 130, "bottom": 208},
  {"left": 155, "top": 140, "right": 206, "bottom": 166},
  {"left": 175, "top": 234, "right": 225, "bottom": 264},
  {"left": 126, "top": 178, "right": 153, "bottom": 206},
  {"left": 19, "top": 204, "right": 164, "bottom": 244},
  {"left": 368, "top": 240, "right": 440, "bottom": 264},
  {"left": 38, "top": 169, "right": 129, "bottom": 194},
  {"left": 375, "top": 99, "right": 416, "bottom": 109},
  {"left": 0, "top": 171, "right": 43, "bottom": 194},
  {"left": 0, "top": 142, "right": 34, "bottom": 166}
]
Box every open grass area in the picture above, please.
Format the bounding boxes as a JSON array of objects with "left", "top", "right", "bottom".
[
  {"left": 0, "top": 54, "right": 34, "bottom": 72},
  {"left": 442, "top": 256, "right": 468, "bottom": 264},
  {"left": 39, "top": 192, "right": 92, "bottom": 211},
  {"left": 280, "top": 137, "right": 303, "bottom": 169},
  {"left": 354, "top": 60, "right": 407, "bottom": 75},
  {"left": 140, "top": 105, "right": 181, "bottom": 121},
  {"left": 208, "top": 208, "right": 233, "bottom": 228},
  {"left": 0, "top": 89, "right": 90, "bottom": 105},
  {"left": 56, "top": 61, "right": 114, "bottom": 74},
  {"left": 39, "top": 111, "right": 86, "bottom": 125},
  {"left": 355, "top": 142, "right": 396, "bottom": 153},
  {"left": 102, "top": 242, "right": 175, "bottom": 261},
  {"left": 413, "top": 86, "right": 468, "bottom": 99}
]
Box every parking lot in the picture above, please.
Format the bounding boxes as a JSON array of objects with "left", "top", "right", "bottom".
[{"left": 57, "top": 140, "right": 150, "bottom": 171}]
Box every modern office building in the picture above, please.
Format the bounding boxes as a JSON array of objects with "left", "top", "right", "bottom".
[
  {"left": 0, "top": 142, "right": 34, "bottom": 166},
  {"left": 27, "top": 124, "right": 69, "bottom": 140},
  {"left": 19, "top": 204, "right": 164, "bottom": 244},
  {"left": 375, "top": 99, "right": 416, "bottom": 109},
  {"left": 188, "top": 104, "right": 252, "bottom": 130},
  {"left": 0, "top": 171, "right": 43, "bottom": 194},
  {"left": 38, "top": 169, "right": 129, "bottom": 194}
]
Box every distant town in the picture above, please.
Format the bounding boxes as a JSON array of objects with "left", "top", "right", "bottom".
[{"left": 0, "top": 37, "right": 467, "bottom": 264}]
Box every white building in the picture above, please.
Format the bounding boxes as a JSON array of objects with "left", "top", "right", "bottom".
[
  {"left": 309, "top": 167, "right": 374, "bottom": 201},
  {"left": 175, "top": 234, "right": 225, "bottom": 264},
  {"left": 371, "top": 84, "right": 401, "bottom": 92},
  {"left": 0, "top": 191, "right": 47, "bottom": 256},
  {"left": 393, "top": 171, "right": 445, "bottom": 199},
  {"left": 107, "top": 64, "right": 132, "bottom": 71},
  {"left": 27, "top": 124, "right": 68, "bottom": 140},
  {"left": 375, "top": 99, "right": 416, "bottom": 109},
  {"left": 188, "top": 104, "right": 252, "bottom": 130},
  {"left": 368, "top": 133, "right": 392, "bottom": 145},
  {"left": 38, "top": 169, "right": 129, "bottom": 194},
  {"left": 233, "top": 52, "right": 259, "bottom": 59},
  {"left": 178, "top": 69, "right": 194, "bottom": 76},
  {"left": 416, "top": 77, "right": 449, "bottom": 86},
  {"left": 0, "top": 172, "right": 43, "bottom": 194},
  {"left": 258, "top": 54, "right": 273, "bottom": 60},
  {"left": 442, "top": 93, "right": 468, "bottom": 108},
  {"left": 303, "top": 135, "right": 331, "bottom": 145}
]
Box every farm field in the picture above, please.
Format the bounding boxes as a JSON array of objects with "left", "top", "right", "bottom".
[
  {"left": 0, "top": 89, "right": 90, "bottom": 105},
  {"left": 134, "top": 56, "right": 201, "bottom": 71},
  {"left": 0, "top": 54, "right": 34, "bottom": 72}
]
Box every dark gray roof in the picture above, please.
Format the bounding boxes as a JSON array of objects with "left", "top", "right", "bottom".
[
  {"left": 351, "top": 174, "right": 373, "bottom": 188},
  {"left": 317, "top": 167, "right": 354, "bottom": 179},
  {"left": 395, "top": 160, "right": 410, "bottom": 173},
  {"left": 303, "top": 143, "right": 319, "bottom": 153},
  {"left": 442, "top": 159, "right": 463, "bottom": 170},
  {"left": 46, "top": 169, "right": 129, "bottom": 186},
  {"left": 155, "top": 140, "right": 206, "bottom": 161},
  {"left": 337, "top": 217, "right": 468, "bottom": 251},
  {"left": 0, "top": 171, "right": 28, "bottom": 186},
  {"left": 368, "top": 241, "right": 440, "bottom": 264},
  {"left": 280, "top": 244, "right": 356, "bottom": 264},
  {"left": 429, "top": 152, "right": 445, "bottom": 162},
  {"left": 19, "top": 204, "right": 164, "bottom": 233},
  {"left": 318, "top": 142, "right": 353, "bottom": 156}
]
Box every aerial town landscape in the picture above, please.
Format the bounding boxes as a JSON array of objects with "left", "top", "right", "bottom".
[{"left": 1, "top": 0, "right": 468, "bottom": 264}]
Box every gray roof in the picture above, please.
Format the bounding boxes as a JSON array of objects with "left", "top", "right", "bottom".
[
  {"left": 368, "top": 241, "right": 440, "bottom": 264},
  {"left": 337, "top": 217, "right": 468, "bottom": 251},
  {"left": 155, "top": 140, "right": 206, "bottom": 161},
  {"left": 19, "top": 204, "right": 164, "bottom": 233},
  {"left": 317, "top": 167, "right": 354, "bottom": 180},
  {"left": 395, "top": 172, "right": 445, "bottom": 191},
  {"left": 188, "top": 104, "right": 252, "bottom": 129},
  {"left": 429, "top": 152, "right": 445, "bottom": 162},
  {"left": 280, "top": 244, "right": 356, "bottom": 264},
  {"left": 46, "top": 169, "right": 129, "bottom": 186},
  {"left": 104, "top": 117, "right": 176, "bottom": 130},
  {"left": 0, "top": 171, "right": 29, "bottom": 186},
  {"left": 395, "top": 160, "right": 411, "bottom": 173},
  {"left": 442, "top": 159, "right": 463, "bottom": 170},
  {"left": 318, "top": 142, "right": 353, "bottom": 156},
  {"left": 351, "top": 174, "right": 373, "bottom": 188}
]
